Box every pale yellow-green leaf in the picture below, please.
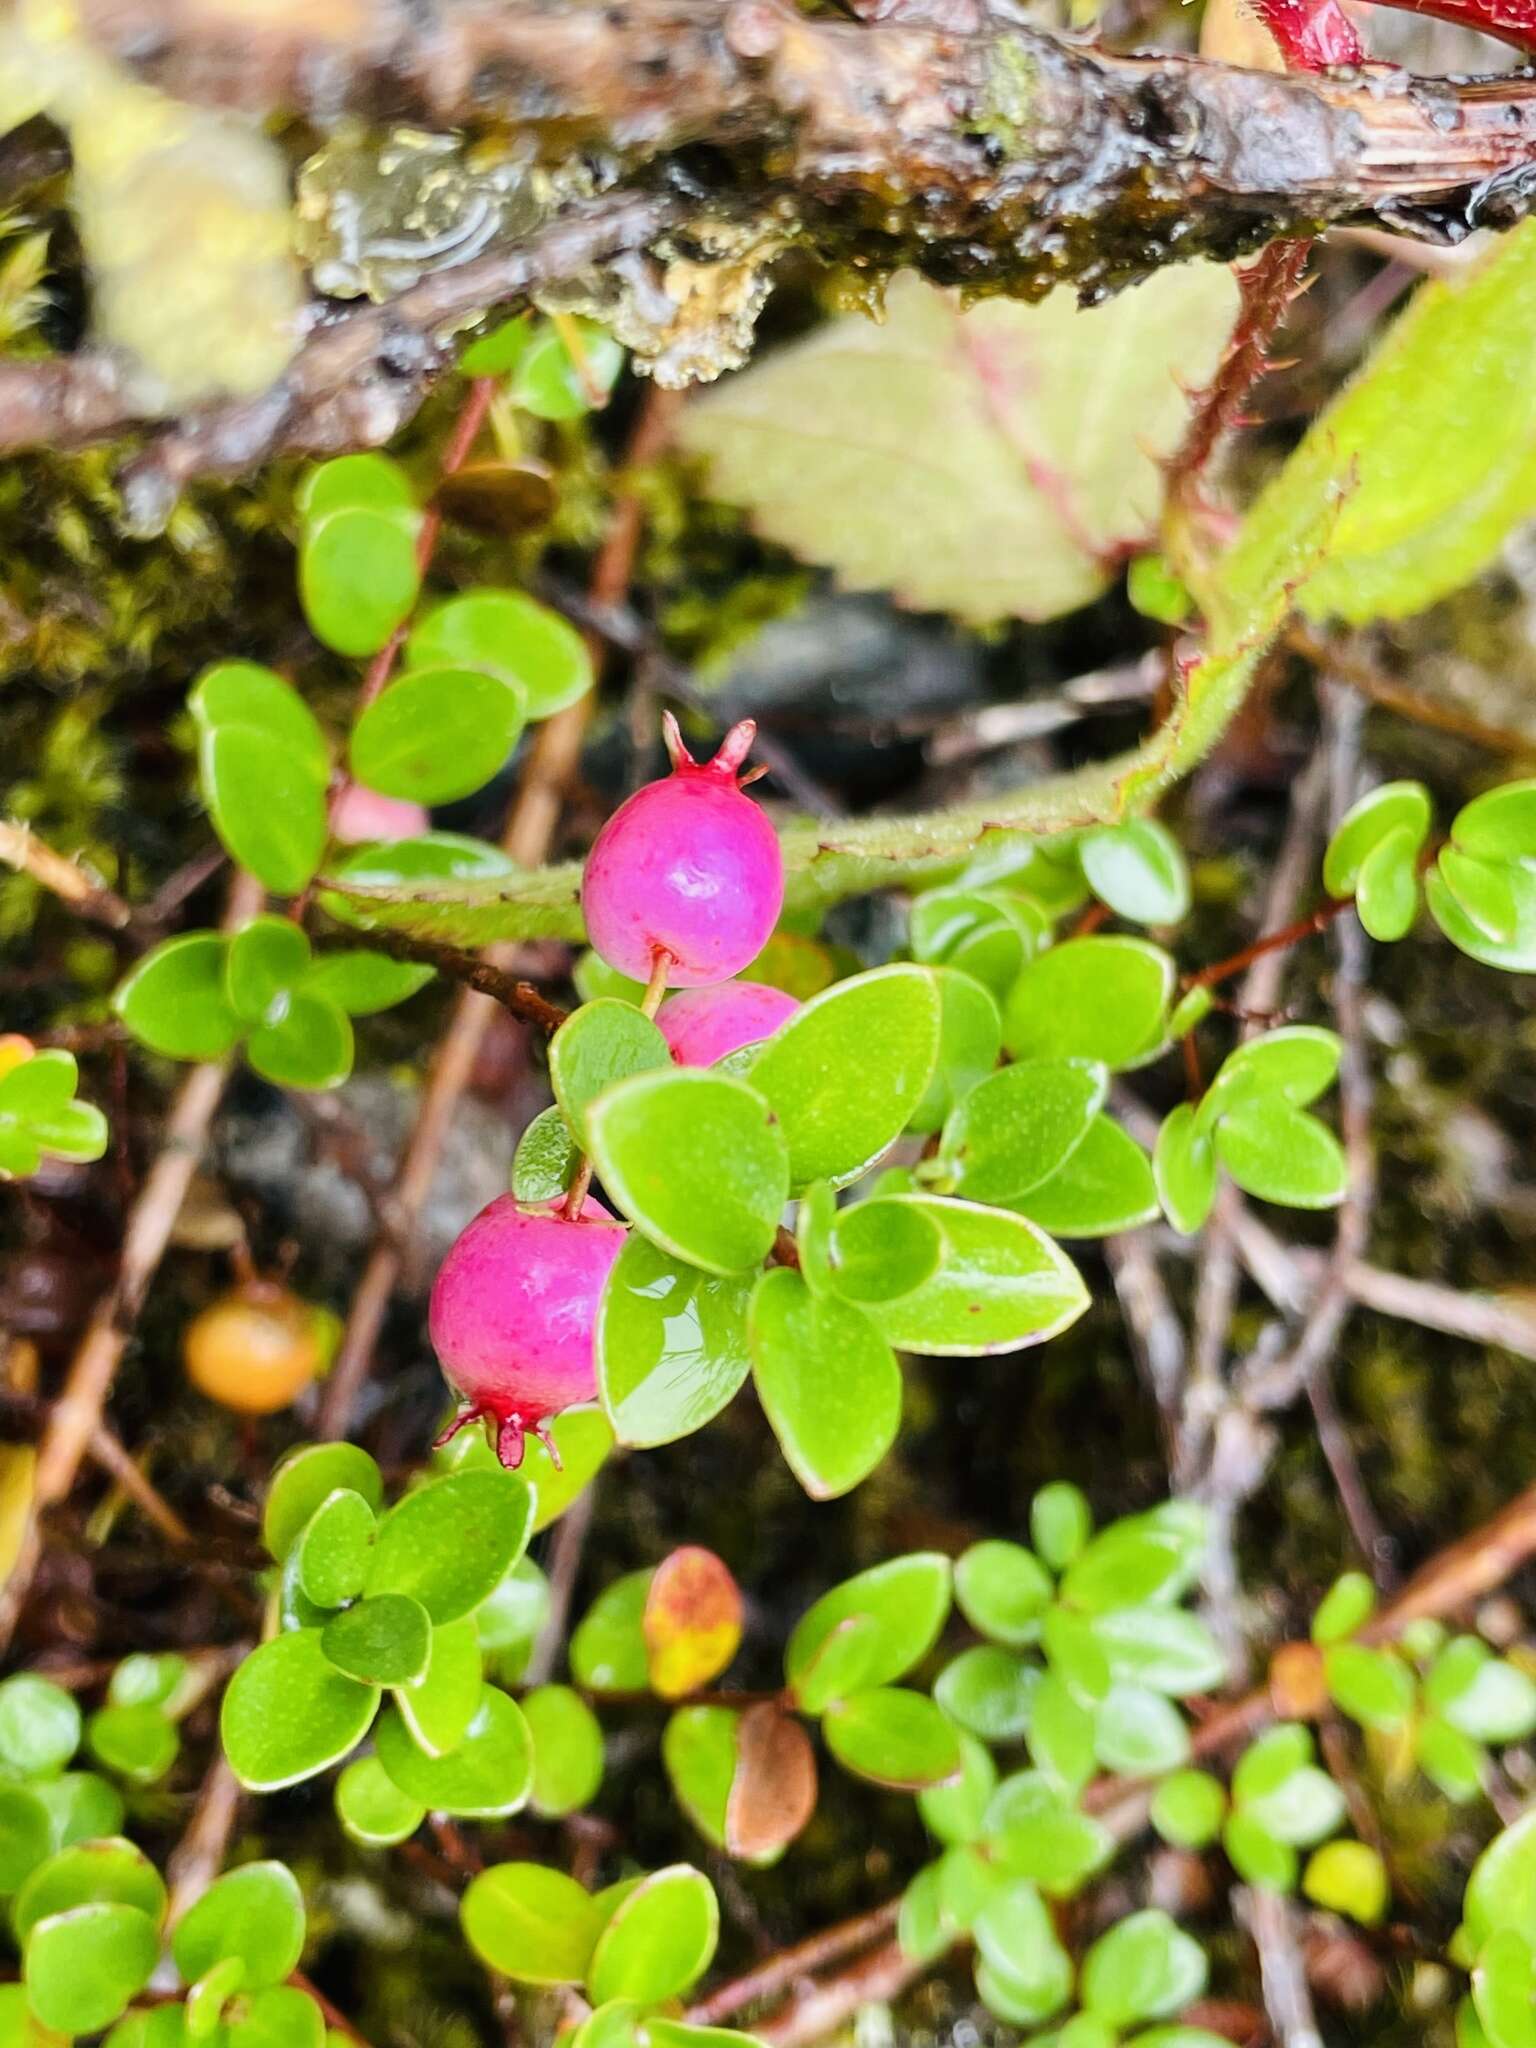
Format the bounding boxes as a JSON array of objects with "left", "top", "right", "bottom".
[{"left": 681, "top": 266, "right": 1239, "bottom": 625}]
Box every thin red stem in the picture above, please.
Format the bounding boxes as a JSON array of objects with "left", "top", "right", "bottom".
[{"left": 1185, "top": 895, "right": 1354, "bottom": 993}]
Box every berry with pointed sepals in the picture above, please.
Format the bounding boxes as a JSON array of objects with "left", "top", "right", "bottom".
[
  {"left": 580, "top": 715, "right": 785, "bottom": 987},
  {"left": 184, "top": 1282, "right": 323, "bottom": 1415},
  {"left": 656, "top": 980, "right": 799, "bottom": 1067},
  {"left": 429, "top": 1194, "right": 626, "bottom": 1468}
]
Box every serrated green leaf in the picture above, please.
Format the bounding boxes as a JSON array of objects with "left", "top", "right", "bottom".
[{"left": 680, "top": 266, "right": 1238, "bottom": 624}]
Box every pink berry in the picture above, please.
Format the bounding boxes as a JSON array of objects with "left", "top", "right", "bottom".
[
  {"left": 580, "top": 715, "right": 784, "bottom": 987},
  {"left": 657, "top": 981, "right": 800, "bottom": 1067},
  {"left": 429, "top": 1194, "right": 626, "bottom": 1468},
  {"left": 331, "top": 785, "right": 431, "bottom": 844}
]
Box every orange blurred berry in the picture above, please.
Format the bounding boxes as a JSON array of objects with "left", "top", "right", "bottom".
[
  {"left": 0, "top": 1035, "right": 36, "bottom": 1082},
  {"left": 183, "top": 1283, "right": 321, "bottom": 1416}
]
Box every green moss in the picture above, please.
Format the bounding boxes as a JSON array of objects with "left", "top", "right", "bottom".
[{"left": 973, "top": 38, "right": 1038, "bottom": 158}]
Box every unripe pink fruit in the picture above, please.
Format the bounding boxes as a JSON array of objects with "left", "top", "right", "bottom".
[
  {"left": 657, "top": 981, "right": 800, "bottom": 1067},
  {"left": 580, "top": 715, "right": 784, "bottom": 987},
  {"left": 331, "top": 785, "right": 431, "bottom": 844},
  {"left": 429, "top": 1194, "right": 626, "bottom": 1468}
]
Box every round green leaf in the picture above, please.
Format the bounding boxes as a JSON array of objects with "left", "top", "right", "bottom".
[
  {"left": 0, "top": 1678, "right": 80, "bottom": 1782},
  {"left": 1031, "top": 1483, "right": 1092, "bottom": 1571},
  {"left": 374, "top": 1688, "right": 532, "bottom": 1817},
  {"left": 190, "top": 665, "right": 329, "bottom": 897},
  {"left": 859, "top": 1195, "right": 1088, "bottom": 1356},
  {"left": 1200, "top": 1026, "right": 1342, "bottom": 1123},
  {"left": 1464, "top": 1809, "right": 1536, "bottom": 1948},
  {"left": 1438, "top": 845, "right": 1520, "bottom": 944},
  {"left": 1080, "top": 1909, "right": 1208, "bottom": 2027},
  {"left": 827, "top": 1199, "right": 942, "bottom": 1305},
  {"left": 220, "top": 1629, "right": 379, "bottom": 1792},
  {"left": 0, "top": 1788, "right": 52, "bottom": 1895},
  {"left": 365, "top": 1469, "right": 534, "bottom": 1623},
  {"left": 1426, "top": 859, "right": 1536, "bottom": 972},
  {"left": 1213, "top": 1100, "right": 1347, "bottom": 1210},
  {"left": 587, "top": 1866, "right": 719, "bottom": 2005},
  {"left": 571, "top": 1571, "right": 652, "bottom": 1695},
  {"left": 301, "top": 951, "right": 433, "bottom": 1017},
  {"left": 85, "top": 1705, "right": 179, "bottom": 1785},
  {"left": 513, "top": 319, "right": 624, "bottom": 420},
  {"left": 1355, "top": 824, "right": 1422, "bottom": 942},
  {"left": 786, "top": 1554, "right": 952, "bottom": 1713},
  {"left": 748, "top": 1268, "right": 901, "bottom": 1500},
  {"left": 335, "top": 1756, "right": 425, "bottom": 1849},
  {"left": 987, "top": 1778, "right": 1116, "bottom": 1899},
  {"left": 1079, "top": 820, "right": 1191, "bottom": 926},
  {"left": 972, "top": 1881, "right": 1073, "bottom": 2026},
  {"left": 934, "top": 1646, "right": 1039, "bottom": 1742},
  {"left": 525, "top": 1685, "right": 605, "bottom": 1817},
  {"left": 397, "top": 1615, "right": 484, "bottom": 1757},
  {"left": 1013, "top": 1113, "right": 1160, "bottom": 1239},
  {"left": 172, "top": 1861, "right": 305, "bottom": 1991},
  {"left": 1088, "top": 1608, "right": 1226, "bottom": 1697},
  {"left": 663, "top": 1704, "right": 738, "bottom": 1851},
  {"left": 262, "top": 1444, "right": 384, "bottom": 1564},
  {"left": 1026, "top": 1673, "right": 1096, "bottom": 1796},
  {"left": 30, "top": 1771, "right": 123, "bottom": 1852},
  {"left": 226, "top": 1987, "right": 325, "bottom": 2048},
  {"left": 917, "top": 1732, "right": 998, "bottom": 1846},
  {"left": 907, "top": 968, "right": 1003, "bottom": 1135},
  {"left": 321, "top": 1594, "right": 432, "bottom": 1687},
  {"left": 898, "top": 1861, "right": 952, "bottom": 1964},
  {"left": 1222, "top": 1812, "right": 1297, "bottom": 1891},
  {"left": 586, "top": 1069, "right": 789, "bottom": 1275},
  {"left": 14, "top": 1838, "right": 165, "bottom": 1942},
  {"left": 460, "top": 1862, "right": 603, "bottom": 1985},
  {"left": 550, "top": 1000, "right": 670, "bottom": 1149},
  {"left": 1004, "top": 938, "right": 1174, "bottom": 1070},
  {"left": 1060, "top": 1506, "right": 1204, "bottom": 1613},
  {"left": 24, "top": 1903, "right": 157, "bottom": 2035},
  {"left": 406, "top": 591, "right": 594, "bottom": 719},
  {"left": 1150, "top": 1769, "right": 1227, "bottom": 1849},
  {"left": 911, "top": 888, "right": 1049, "bottom": 1002},
  {"left": 942, "top": 1058, "right": 1106, "bottom": 1203},
  {"left": 1324, "top": 1643, "right": 1415, "bottom": 1731},
  {"left": 247, "top": 993, "right": 354, "bottom": 1092},
  {"left": 296, "top": 1488, "right": 376, "bottom": 1610},
  {"left": 596, "top": 1236, "right": 754, "bottom": 1448},
  {"left": 748, "top": 967, "right": 941, "bottom": 1190},
  {"left": 298, "top": 453, "right": 416, "bottom": 523},
  {"left": 300, "top": 506, "right": 421, "bottom": 658},
  {"left": 955, "top": 1541, "right": 1054, "bottom": 1649},
  {"left": 1451, "top": 780, "right": 1536, "bottom": 863},
  {"left": 1153, "top": 1104, "right": 1217, "bottom": 1236},
  {"left": 1312, "top": 1570, "right": 1376, "bottom": 1646},
  {"left": 1323, "top": 779, "right": 1432, "bottom": 895},
  {"left": 227, "top": 919, "right": 311, "bottom": 1025},
  {"left": 112, "top": 935, "right": 242, "bottom": 1062},
  {"left": 1303, "top": 1839, "right": 1389, "bottom": 1925},
  {"left": 350, "top": 667, "right": 527, "bottom": 805},
  {"left": 823, "top": 1687, "right": 963, "bottom": 1790},
  {"left": 1093, "top": 1684, "right": 1190, "bottom": 1775}
]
